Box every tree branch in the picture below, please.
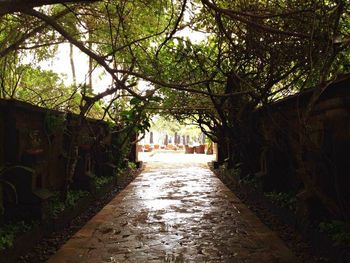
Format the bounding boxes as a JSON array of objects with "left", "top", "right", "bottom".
[
  {"left": 201, "top": 0, "right": 311, "bottom": 39},
  {"left": 156, "top": 0, "right": 187, "bottom": 57},
  {"left": 0, "top": 0, "right": 98, "bottom": 15},
  {"left": 23, "top": 8, "right": 143, "bottom": 99}
]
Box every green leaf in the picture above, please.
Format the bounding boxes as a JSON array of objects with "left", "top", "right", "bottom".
[{"left": 130, "top": 97, "right": 142, "bottom": 105}]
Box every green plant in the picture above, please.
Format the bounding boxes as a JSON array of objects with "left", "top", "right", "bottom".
[
  {"left": 127, "top": 162, "right": 137, "bottom": 170},
  {"left": 239, "top": 175, "right": 260, "bottom": 189},
  {"left": 0, "top": 221, "right": 34, "bottom": 250},
  {"left": 319, "top": 220, "right": 350, "bottom": 245},
  {"left": 115, "top": 168, "right": 124, "bottom": 177},
  {"left": 264, "top": 191, "right": 297, "bottom": 211},
  {"left": 47, "top": 190, "right": 89, "bottom": 218},
  {"left": 46, "top": 192, "right": 65, "bottom": 218},
  {"left": 106, "top": 120, "right": 116, "bottom": 130},
  {"left": 93, "top": 176, "right": 114, "bottom": 189},
  {"left": 65, "top": 190, "right": 89, "bottom": 208},
  {"left": 218, "top": 163, "right": 226, "bottom": 171}
]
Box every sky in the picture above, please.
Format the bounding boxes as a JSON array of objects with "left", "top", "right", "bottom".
[{"left": 39, "top": 43, "right": 112, "bottom": 93}]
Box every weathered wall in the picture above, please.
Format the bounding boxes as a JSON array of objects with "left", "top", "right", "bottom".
[
  {"left": 249, "top": 75, "right": 350, "bottom": 220},
  {"left": 0, "top": 99, "right": 126, "bottom": 220}
]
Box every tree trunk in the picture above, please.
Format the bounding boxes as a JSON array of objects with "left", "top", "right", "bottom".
[
  {"left": 62, "top": 114, "right": 81, "bottom": 201},
  {"left": 150, "top": 132, "right": 153, "bottom": 144},
  {"left": 201, "top": 132, "right": 205, "bottom": 144},
  {"left": 88, "top": 41, "right": 93, "bottom": 89},
  {"left": 69, "top": 43, "right": 76, "bottom": 86},
  {"left": 174, "top": 132, "right": 178, "bottom": 145}
]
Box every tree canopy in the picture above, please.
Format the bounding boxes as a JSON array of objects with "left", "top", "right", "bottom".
[{"left": 0, "top": 0, "right": 349, "bottom": 130}]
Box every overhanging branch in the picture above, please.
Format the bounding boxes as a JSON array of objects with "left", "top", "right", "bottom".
[
  {"left": 0, "top": 0, "right": 98, "bottom": 15},
  {"left": 23, "top": 8, "right": 143, "bottom": 99}
]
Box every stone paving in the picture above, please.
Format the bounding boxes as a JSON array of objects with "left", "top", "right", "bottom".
[{"left": 48, "top": 152, "right": 298, "bottom": 263}]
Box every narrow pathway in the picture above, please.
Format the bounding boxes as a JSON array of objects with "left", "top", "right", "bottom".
[{"left": 48, "top": 152, "right": 297, "bottom": 262}]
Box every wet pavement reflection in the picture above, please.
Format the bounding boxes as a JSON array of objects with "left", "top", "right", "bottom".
[{"left": 48, "top": 152, "right": 297, "bottom": 262}]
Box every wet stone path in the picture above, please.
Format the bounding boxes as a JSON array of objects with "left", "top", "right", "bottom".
[{"left": 48, "top": 153, "right": 297, "bottom": 262}]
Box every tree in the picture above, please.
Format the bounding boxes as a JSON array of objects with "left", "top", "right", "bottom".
[{"left": 152, "top": 0, "right": 350, "bottom": 220}]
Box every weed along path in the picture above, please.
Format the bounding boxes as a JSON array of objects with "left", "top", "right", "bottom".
[{"left": 48, "top": 152, "right": 297, "bottom": 262}]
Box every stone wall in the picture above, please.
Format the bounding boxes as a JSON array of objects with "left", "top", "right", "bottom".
[
  {"left": 249, "top": 75, "right": 350, "bottom": 220},
  {"left": 0, "top": 99, "right": 125, "bottom": 221}
]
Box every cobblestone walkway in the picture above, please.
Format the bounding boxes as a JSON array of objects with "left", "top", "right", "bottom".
[{"left": 48, "top": 153, "right": 297, "bottom": 263}]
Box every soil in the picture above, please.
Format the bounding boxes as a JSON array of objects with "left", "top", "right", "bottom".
[
  {"left": 18, "top": 170, "right": 140, "bottom": 263},
  {"left": 212, "top": 166, "right": 330, "bottom": 263}
]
